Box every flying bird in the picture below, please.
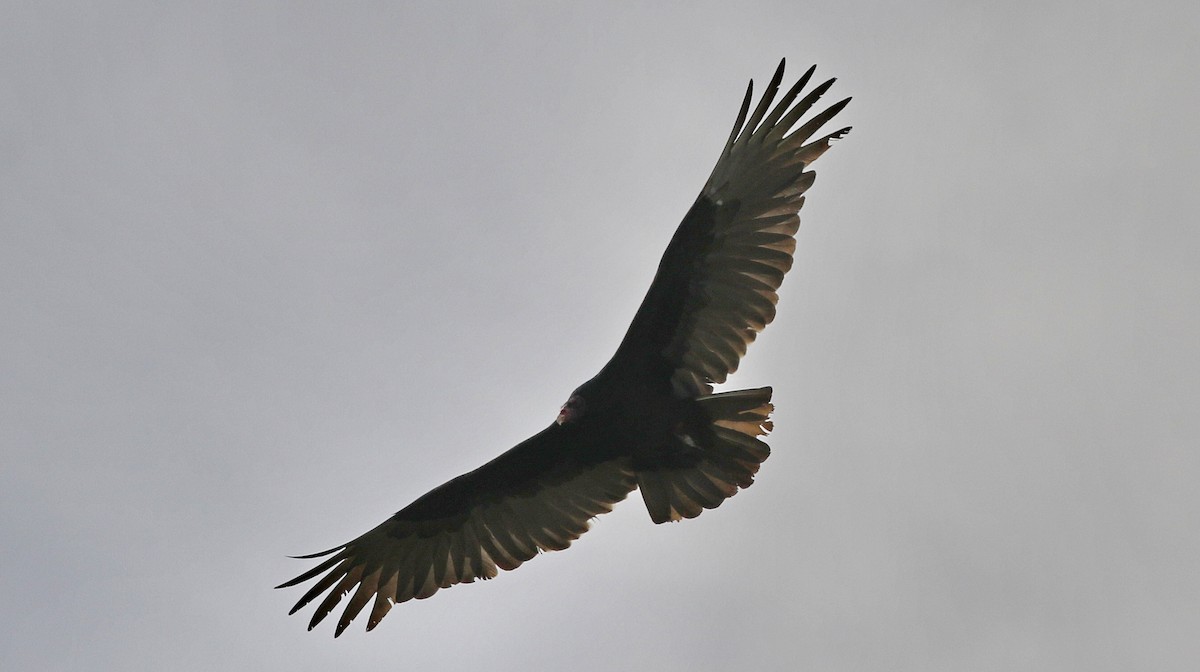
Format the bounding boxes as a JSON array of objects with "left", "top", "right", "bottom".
[{"left": 279, "top": 59, "right": 851, "bottom": 636}]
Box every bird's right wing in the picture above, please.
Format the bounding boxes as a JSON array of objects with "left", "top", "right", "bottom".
[{"left": 277, "top": 426, "right": 636, "bottom": 636}]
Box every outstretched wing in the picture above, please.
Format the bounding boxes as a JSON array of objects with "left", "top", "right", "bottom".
[
  {"left": 278, "top": 427, "right": 636, "bottom": 636},
  {"left": 610, "top": 60, "right": 851, "bottom": 396}
]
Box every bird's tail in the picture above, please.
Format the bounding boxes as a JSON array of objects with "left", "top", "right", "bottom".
[{"left": 636, "top": 387, "right": 773, "bottom": 524}]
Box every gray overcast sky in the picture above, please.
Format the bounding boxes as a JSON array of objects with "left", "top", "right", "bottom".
[{"left": 3, "top": 2, "right": 1198, "bottom": 670}]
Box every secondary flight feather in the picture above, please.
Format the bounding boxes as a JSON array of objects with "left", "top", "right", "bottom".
[{"left": 278, "top": 59, "right": 851, "bottom": 636}]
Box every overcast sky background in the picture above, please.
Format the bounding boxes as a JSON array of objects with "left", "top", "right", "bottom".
[{"left": 3, "top": 2, "right": 1198, "bottom": 670}]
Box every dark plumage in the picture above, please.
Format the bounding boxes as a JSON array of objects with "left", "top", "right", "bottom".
[{"left": 278, "top": 59, "right": 851, "bottom": 636}]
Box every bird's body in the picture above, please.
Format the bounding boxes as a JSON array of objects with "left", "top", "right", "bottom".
[{"left": 279, "top": 59, "right": 851, "bottom": 636}]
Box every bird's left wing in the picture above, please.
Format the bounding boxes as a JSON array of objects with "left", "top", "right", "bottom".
[
  {"left": 608, "top": 60, "right": 850, "bottom": 395},
  {"left": 278, "top": 427, "right": 636, "bottom": 636}
]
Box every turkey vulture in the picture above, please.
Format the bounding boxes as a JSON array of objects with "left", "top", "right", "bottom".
[{"left": 278, "top": 59, "right": 851, "bottom": 636}]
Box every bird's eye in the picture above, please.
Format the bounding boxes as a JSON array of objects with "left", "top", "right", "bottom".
[{"left": 556, "top": 395, "right": 585, "bottom": 425}]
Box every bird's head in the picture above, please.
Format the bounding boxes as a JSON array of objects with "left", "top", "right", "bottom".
[{"left": 556, "top": 394, "right": 586, "bottom": 425}]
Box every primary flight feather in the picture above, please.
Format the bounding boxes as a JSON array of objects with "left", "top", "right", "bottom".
[{"left": 278, "top": 59, "right": 851, "bottom": 636}]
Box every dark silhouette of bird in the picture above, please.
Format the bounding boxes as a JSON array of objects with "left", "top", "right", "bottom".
[{"left": 278, "top": 59, "right": 851, "bottom": 636}]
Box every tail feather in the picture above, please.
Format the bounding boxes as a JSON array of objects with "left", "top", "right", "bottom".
[{"left": 636, "top": 387, "right": 774, "bottom": 524}]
